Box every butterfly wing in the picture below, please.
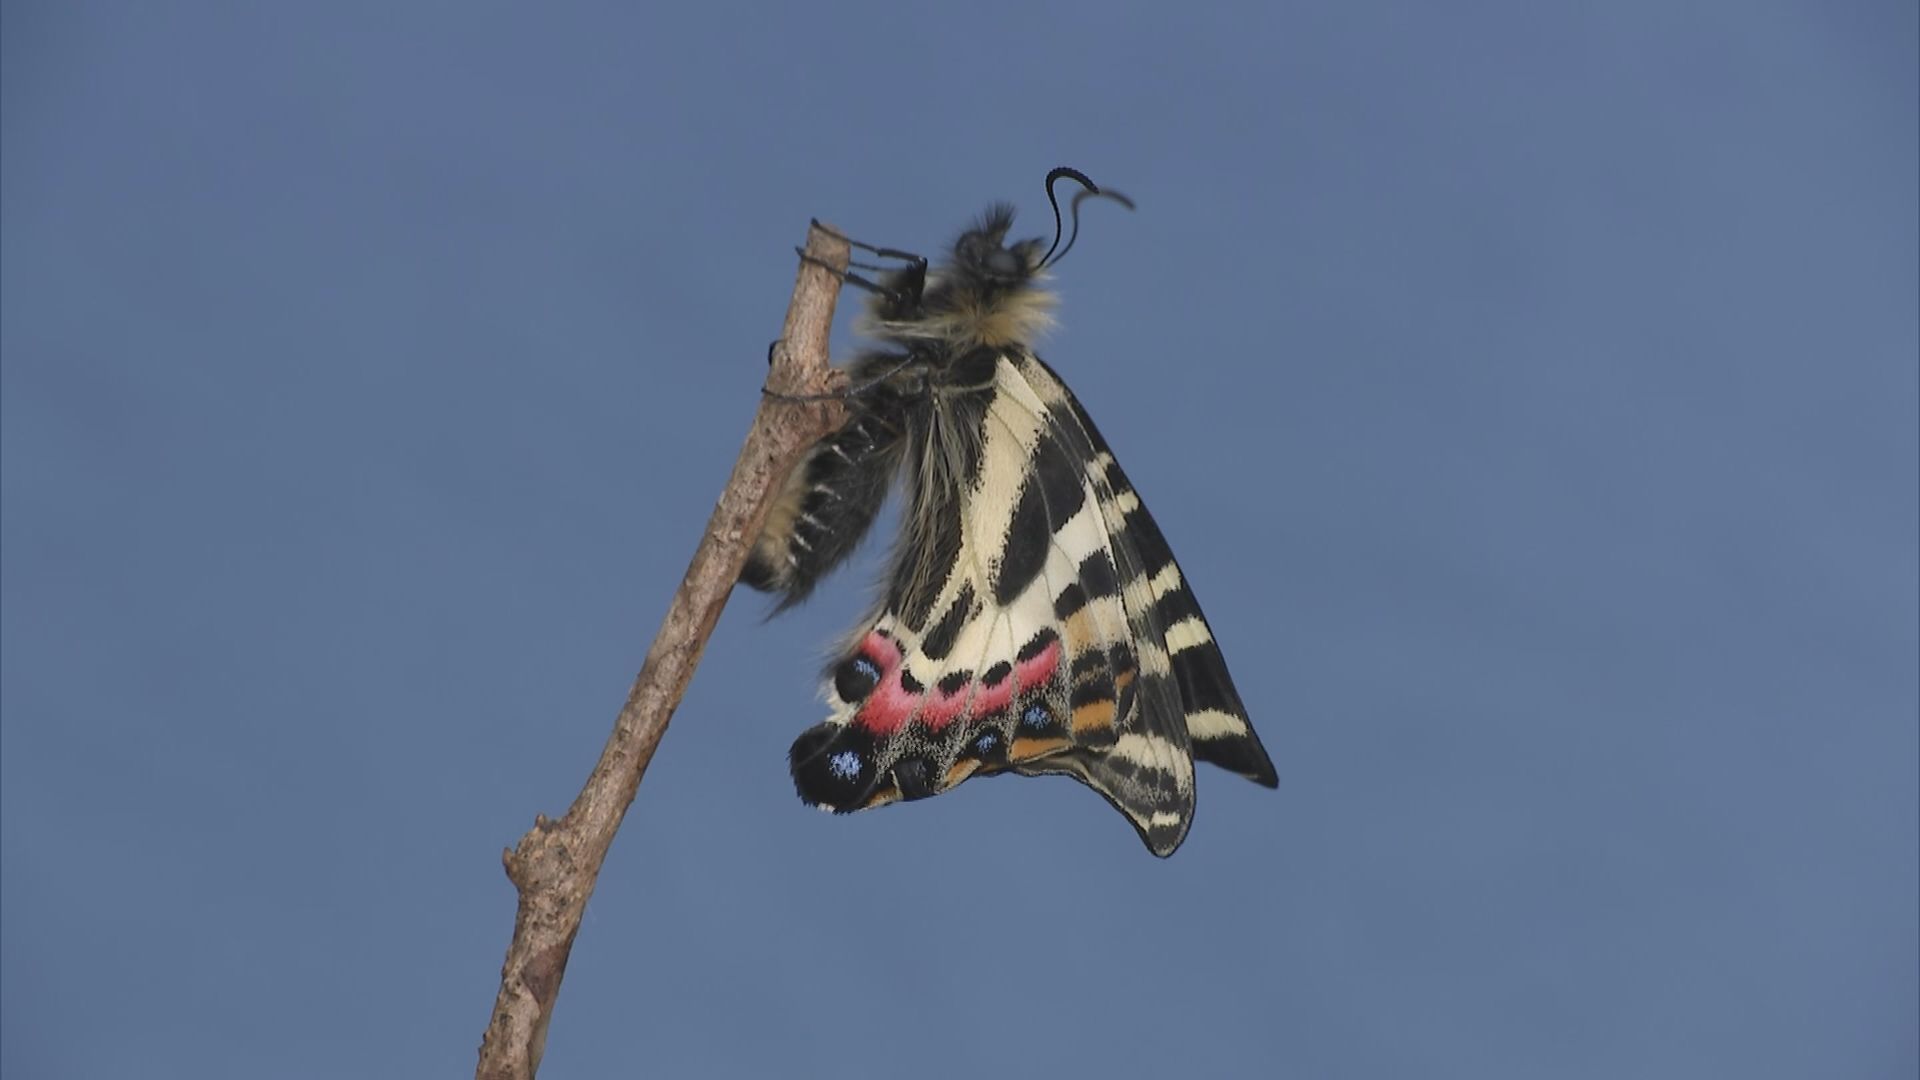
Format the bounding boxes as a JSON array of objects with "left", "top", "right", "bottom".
[
  {"left": 787, "top": 350, "right": 1275, "bottom": 856},
  {"left": 1028, "top": 355, "right": 1279, "bottom": 790}
]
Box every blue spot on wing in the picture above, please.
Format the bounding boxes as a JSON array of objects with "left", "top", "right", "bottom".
[
  {"left": 1021, "top": 702, "right": 1053, "bottom": 731},
  {"left": 827, "top": 750, "right": 864, "bottom": 780},
  {"left": 833, "top": 654, "right": 883, "bottom": 703}
]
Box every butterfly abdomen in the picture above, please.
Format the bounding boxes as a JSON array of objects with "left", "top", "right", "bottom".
[{"left": 742, "top": 374, "right": 915, "bottom": 608}]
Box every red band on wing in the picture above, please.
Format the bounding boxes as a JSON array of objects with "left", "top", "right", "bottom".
[
  {"left": 854, "top": 633, "right": 917, "bottom": 736},
  {"left": 921, "top": 682, "right": 972, "bottom": 730},
  {"left": 1016, "top": 639, "right": 1062, "bottom": 693},
  {"left": 854, "top": 634, "right": 1064, "bottom": 737}
]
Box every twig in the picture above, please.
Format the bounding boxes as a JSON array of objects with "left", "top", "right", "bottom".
[{"left": 474, "top": 223, "right": 852, "bottom": 1079}]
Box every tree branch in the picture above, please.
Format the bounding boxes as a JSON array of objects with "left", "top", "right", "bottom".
[{"left": 475, "top": 223, "right": 851, "bottom": 1080}]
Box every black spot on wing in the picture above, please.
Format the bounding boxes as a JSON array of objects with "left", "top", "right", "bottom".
[
  {"left": 921, "top": 583, "right": 977, "bottom": 661},
  {"left": 1070, "top": 650, "right": 1108, "bottom": 681},
  {"left": 1032, "top": 431, "right": 1088, "bottom": 523},
  {"left": 1070, "top": 671, "right": 1117, "bottom": 709},
  {"left": 790, "top": 723, "right": 881, "bottom": 810},
  {"left": 993, "top": 430, "right": 1086, "bottom": 606},
  {"left": 1153, "top": 575, "right": 1203, "bottom": 629},
  {"left": 1016, "top": 628, "right": 1059, "bottom": 664},
  {"left": 994, "top": 480, "right": 1049, "bottom": 608},
  {"left": 1053, "top": 582, "right": 1086, "bottom": 620},
  {"left": 892, "top": 757, "right": 937, "bottom": 801},
  {"left": 968, "top": 725, "right": 1009, "bottom": 765},
  {"left": 1069, "top": 670, "right": 1120, "bottom": 752},
  {"left": 832, "top": 653, "right": 882, "bottom": 704},
  {"left": 1078, "top": 551, "right": 1119, "bottom": 601}
]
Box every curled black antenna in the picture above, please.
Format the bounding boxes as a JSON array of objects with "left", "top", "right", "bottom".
[
  {"left": 1040, "top": 167, "right": 1097, "bottom": 265},
  {"left": 1039, "top": 166, "right": 1136, "bottom": 269}
]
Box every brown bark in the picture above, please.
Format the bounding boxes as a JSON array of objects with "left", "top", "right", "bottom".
[{"left": 474, "top": 223, "right": 851, "bottom": 1079}]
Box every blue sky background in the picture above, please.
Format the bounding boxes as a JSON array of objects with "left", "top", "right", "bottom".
[{"left": 3, "top": 3, "right": 1914, "bottom": 1077}]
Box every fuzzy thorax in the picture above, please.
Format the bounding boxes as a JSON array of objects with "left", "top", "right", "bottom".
[{"left": 857, "top": 274, "right": 1058, "bottom": 350}]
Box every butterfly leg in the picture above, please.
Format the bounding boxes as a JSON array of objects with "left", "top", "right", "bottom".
[
  {"left": 808, "top": 219, "right": 927, "bottom": 270},
  {"left": 797, "top": 221, "right": 929, "bottom": 310},
  {"left": 794, "top": 248, "right": 910, "bottom": 302}
]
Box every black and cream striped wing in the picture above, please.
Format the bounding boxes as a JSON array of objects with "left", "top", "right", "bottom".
[
  {"left": 1026, "top": 355, "right": 1279, "bottom": 786},
  {"left": 786, "top": 350, "right": 1275, "bottom": 856},
  {"left": 1014, "top": 352, "right": 1277, "bottom": 853}
]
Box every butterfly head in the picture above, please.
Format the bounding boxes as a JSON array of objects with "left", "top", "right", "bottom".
[
  {"left": 951, "top": 204, "right": 1048, "bottom": 286},
  {"left": 863, "top": 168, "right": 1133, "bottom": 351}
]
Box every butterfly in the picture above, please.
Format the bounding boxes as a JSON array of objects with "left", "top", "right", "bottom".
[{"left": 745, "top": 168, "right": 1276, "bottom": 856}]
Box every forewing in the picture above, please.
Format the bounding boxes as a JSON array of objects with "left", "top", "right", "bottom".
[{"left": 1027, "top": 355, "right": 1279, "bottom": 791}]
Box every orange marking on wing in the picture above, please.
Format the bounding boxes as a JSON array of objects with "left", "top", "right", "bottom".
[
  {"left": 942, "top": 759, "right": 981, "bottom": 788},
  {"left": 1071, "top": 699, "right": 1116, "bottom": 733},
  {"left": 1010, "top": 736, "right": 1071, "bottom": 761},
  {"left": 1063, "top": 610, "right": 1099, "bottom": 654}
]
